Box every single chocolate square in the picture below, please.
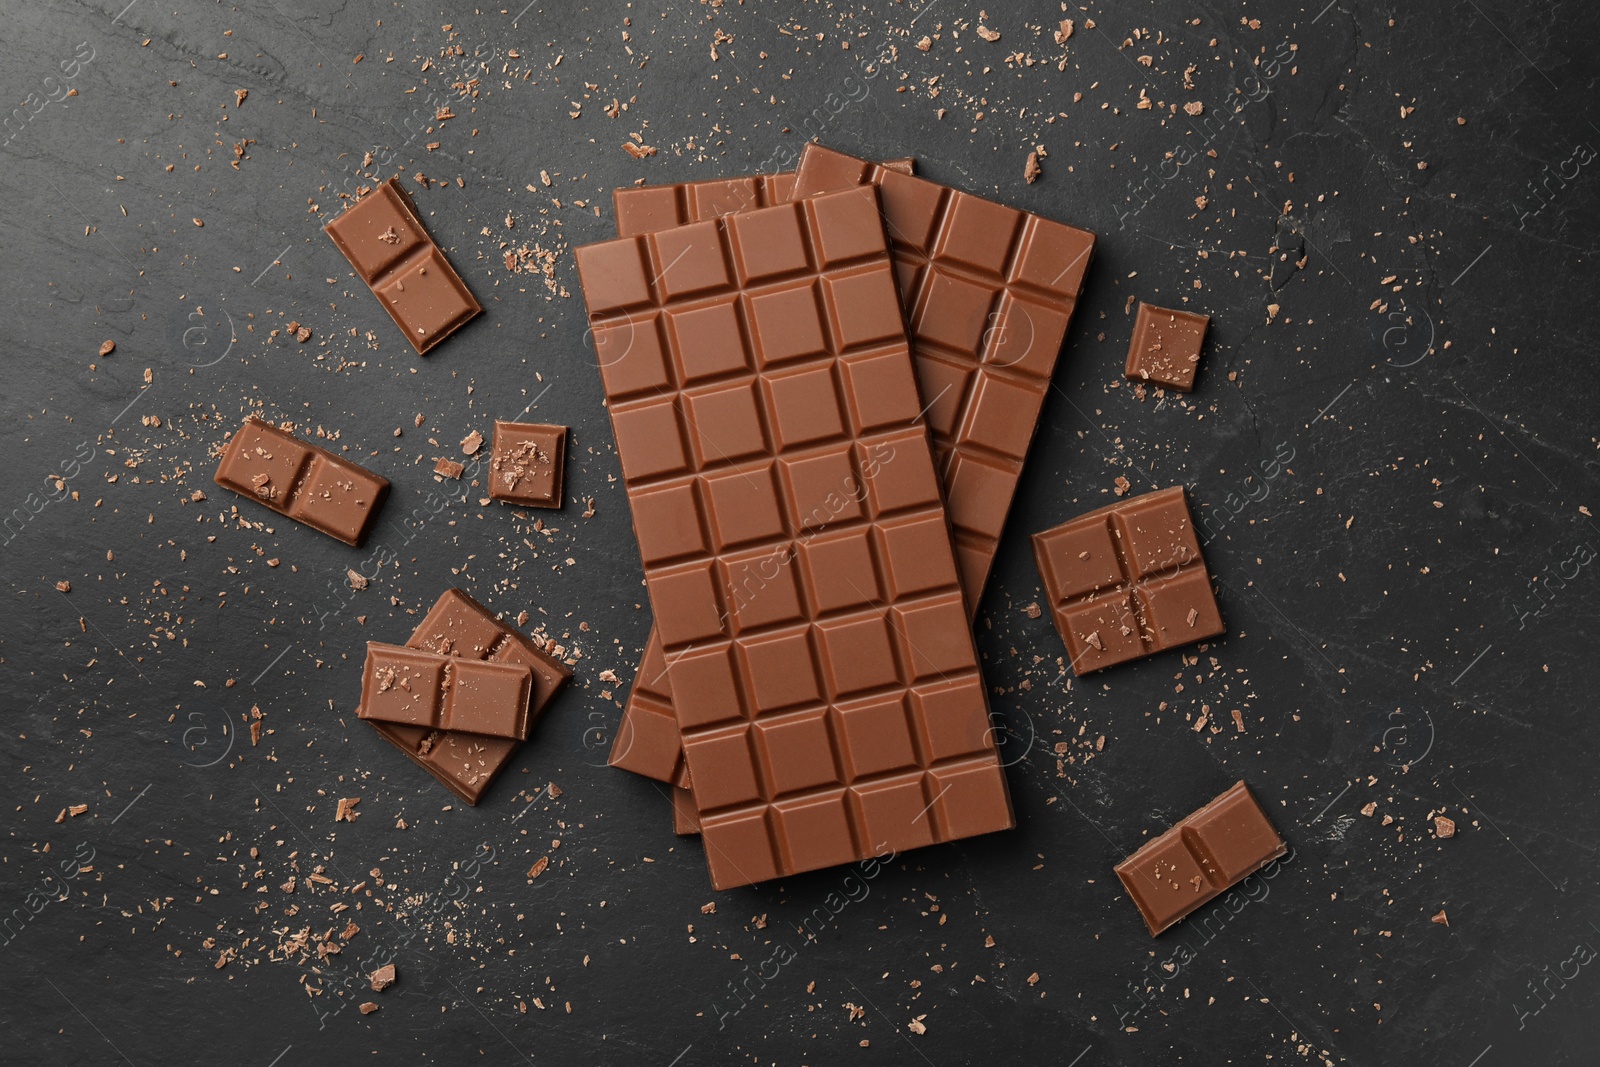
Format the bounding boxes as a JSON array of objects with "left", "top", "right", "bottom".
[
  {"left": 324, "top": 178, "right": 482, "bottom": 355},
  {"left": 1125, "top": 303, "right": 1209, "bottom": 391},
  {"left": 1032, "top": 486, "right": 1224, "bottom": 675},
  {"left": 214, "top": 417, "right": 389, "bottom": 546},
  {"left": 1115, "top": 781, "right": 1286, "bottom": 935},
  {"left": 488, "top": 421, "right": 567, "bottom": 508}
]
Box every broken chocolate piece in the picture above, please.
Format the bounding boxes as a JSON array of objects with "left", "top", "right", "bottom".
[
  {"left": 214, "top": 417, "right": 389, "bottom": 546},
  {"left": 1114, "top": 780, "right": 1286, "bottom": 936},
  {"left": 360, "top": 642, "right": 534, "bottom": 740},
  {"left": 1032, "top": 486, "right": 1224, "bottom": 674},
  {"left": 324, "top": 177, "right": 482, "bottom": 355},
  {"left": 488, "top": 421, "right": 567, "bottom": 508},
  {"left": 1125, "top": 303, "right": 1209, "bottom": 392}
]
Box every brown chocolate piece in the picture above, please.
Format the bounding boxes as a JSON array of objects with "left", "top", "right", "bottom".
[
  {"left": 671, "top": 786, "right": 701, "bottom": 836},
  {"left": 576, "top": 186, "right": 1012, "bottom": 889},
  {"left": 1115, "top": 781, "right": 1286, "bottom": 935},
  {"left": 487, "top": 420, "right": 567, "bottom": 508},
  {"left": 793, "top": 143, "right": 1096, "bottom": 597},
  {"left": 324, "top": 178, "right": 482, "bottom": 354},
  {"left": 367, "top": 589, "right": 571, "bottom": 804},
  {"left": 612, "top": 159, "right": 914, "bottom": 238},
  {"left": 1125, "top": 303, "right": 1209, "bottom": 391},
  {"left": 214, "top": 417, "right": 389, "bottom": 546},
  {"left": 608, "top": 635, "right": 691, "bottom": 787},
  {"left": 360, "top": 642, "right": 533, "bottom": 740},
  {"left": 1033, "top": 486, "right": 1224, "bottom": 674}
]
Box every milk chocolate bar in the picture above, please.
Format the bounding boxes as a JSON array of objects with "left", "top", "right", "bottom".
[
  {"left": 367, "top": 589, "right": 571, "bottom": 804},
  {"left": 576, "top": 186, "right": 1012, "bottom": 888},
  {"left": 1032, "top": 486, "right": 1224, "bottom": 674},
  {"left": 1115, "top": 781, "right": 1286, "bottom": 935},
  {"left": 611, "top": 146, "right": 1096, "bottom": 796},
  {"left": 324, "top": 178, "right": 482, "bottom": 354},
  {"left": 359, "top": 642, "right": 533, "bottom": 740},
  {"left": 214, "top": 417, "right": 389, "bottom": 546}
]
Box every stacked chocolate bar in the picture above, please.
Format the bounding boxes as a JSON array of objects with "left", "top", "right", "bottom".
[
  {"left": 575, "top": 143, "right": 1099, "bottom": 888},
  {"left": 358, "top": 589, "right": 571, "bottom": 804}
]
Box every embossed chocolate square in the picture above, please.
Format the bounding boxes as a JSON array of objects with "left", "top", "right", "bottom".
[
  {"left": 1032, "top": 486, "right": 1224, "bottom": 675},
  {"left": 488, "top": 420, "right": 567, "bottom": 508},
  {"left": 1125, "top": 303, "right": 1209, "bottom": 392}
]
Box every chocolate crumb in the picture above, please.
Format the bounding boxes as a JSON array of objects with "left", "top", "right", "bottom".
[{"left": 369, "top": 963, "right": 397, "bottom": 991}]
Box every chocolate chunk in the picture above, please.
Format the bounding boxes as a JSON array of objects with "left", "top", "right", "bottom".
[
  {"left": 366, "top": 589, "right": 571, "bottom": 804},
  {"left": 324, "top": 178, "right": 482, "bottom": 355},
  {"left": 1114, "top": 781, "right": 1286, "bottom": 935},
  {"left": 488, "top": 421, "right": 567, "bottom": 508},
  {"left": 1032, "top": 486, "right": 1224, "bottom": 674},
  {"left": 1125, "top": 303, "right": 1209, "bottom": 392},
  {"left": 369, "top": 963, "right": 396, "bottom": 991},
  {"left": 359, "top": 642, "right": 534, "bottom": 740},
  {"left": 576, "top": 185, "right": 1013, "bottom": 888},
  {"left": 214, "top": 417, "right": 389, "bottom": 546}
]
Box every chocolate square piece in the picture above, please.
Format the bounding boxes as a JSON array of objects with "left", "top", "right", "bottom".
[
  {"left": 1114, "top": 781, "right": 1286, "bottom": 935},
  {"left": 324, "top": 178, "right": 481, "bottom": 355},
  {"left": 1125, "top": 303, "right": 1210, "bottom": 391},
  {"left": 577, "top": 186, "right": 1012, "bottom": 889},
  {"left": 366, "top": 589, "right": 572, "bottom": 804},
  {"left": 214, "top": 417, "right": 389, "bottom": 546},
  {"left": 488, "top": 421, "right": 567, "bottom": 509},
  {"left": 359, "top": 642, "right": 533, "bottom": 740},
  {"left": 1032, "top": 486, "right": 1224, "bottom": 675}
]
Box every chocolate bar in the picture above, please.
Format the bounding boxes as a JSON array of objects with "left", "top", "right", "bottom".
[
  {"left": 324, "top": 178, "right": 482, "bottom": 355},
  {"left": 613, "top": 159, "right": 914, "bottom": 238},
  {"left": 367, "top": 589, "right": 571, "bottom": 804},
  {"left": 1114, "top": 781, "right": 1286, "bottom": 935},
  {"left": 610, "top": 150, "right": 1096, "bottom": 797},
  {"left": 488, "top": 420, "right": 567, "bottom": 509},
  {"left": 359, "top": 642, "right": 533, "bottom": 740},
  {"left": 1125, "top": 303, "right": 1209, "bottom": 392},
  {"left": 576, "top": 185, "right": 1012, "bottom": 888},
  {"left": 214, "top": 417, "right": 389, "bottom": 546},
  {"left": 1032, "top": 486, "right": 1224, "bottom": 674},
  {"left": 793, "top": 143, "right": 1097, "bottom": 597}
]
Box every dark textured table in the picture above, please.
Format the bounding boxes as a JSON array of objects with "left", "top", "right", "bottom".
[{"left": 3, "top": 2, "right": 1595, "bottom": 1064}]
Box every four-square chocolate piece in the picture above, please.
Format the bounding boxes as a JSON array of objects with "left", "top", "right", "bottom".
[
  {"left": 1125, "top": 303, "right": 1209, "bottom": 392},
  {"left": 1032, "top": 486, "right": 1223, "bottom": 674},
  {"left": 214, "top": 417, "right": 389, "bottom": 546},
  {"left": 324, "top": 178, "right": 482, "bottom": 355},
  {"left": 488, "top": 421, "right": 567, "bottom": 508},
  {"left": 1115, "top": 780, "right": 1286, "bottom": 935}
]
